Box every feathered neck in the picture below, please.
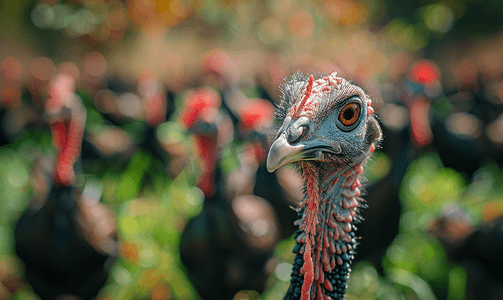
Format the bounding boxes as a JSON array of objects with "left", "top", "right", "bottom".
[{"left": 286, "top": 149, "right": 372, "bottom": 300}]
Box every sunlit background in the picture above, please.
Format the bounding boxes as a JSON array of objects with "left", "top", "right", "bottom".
[{"left": 1, "top": 0, "right": 503, "bottom": 299}]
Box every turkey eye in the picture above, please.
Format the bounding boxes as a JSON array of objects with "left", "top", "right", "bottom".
[{"left": 339, "top": 102, "right": 361, "bottom": 126}]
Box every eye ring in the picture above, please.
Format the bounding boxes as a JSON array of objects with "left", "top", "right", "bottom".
[{"left": 338, "top": 102, "right": 361, "bottom": 127}]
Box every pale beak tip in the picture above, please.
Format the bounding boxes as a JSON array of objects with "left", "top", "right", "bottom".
[
  {"left": 266, "top": 143, "right": 281, "bottom": 173},
  {"left": 266, "top": 132, "right": 304, "bottom": 173},
  {"left": 266, "top": 159, "right": 277, "bottom": 173}
]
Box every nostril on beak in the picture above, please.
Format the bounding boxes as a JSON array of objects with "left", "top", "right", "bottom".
[{"left": 288, "top": 125, "right": 308, "bottom": 144}]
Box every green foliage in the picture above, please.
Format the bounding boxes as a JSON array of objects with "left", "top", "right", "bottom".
[
  {"left": 447, "top": 265, "right": 467, "bottom": 300},
  {"left": 363, "top": 150, "right": 391, "bottom": 185},
  {"left": 400, "top": 153, "right": 466, "bottom": 214}
]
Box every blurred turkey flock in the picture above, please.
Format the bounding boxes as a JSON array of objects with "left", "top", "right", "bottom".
[{"left": 1, "top": 0, "right": 503, "bottom": 299}]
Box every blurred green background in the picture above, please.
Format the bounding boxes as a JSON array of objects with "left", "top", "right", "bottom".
[{"left": 1, "top": 0, "right": 503, "bottom": 299}]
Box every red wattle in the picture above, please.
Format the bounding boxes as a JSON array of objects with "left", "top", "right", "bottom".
[
  {"left": 300, "top": 163, "right": 321, "bottom": 299},
  {"left": 195, "top": 135, "right": 217, "bottom": 196},
  {"left": 51, "top": 122, "right": 68, "bottom": 152},
  {"left": 410, "top": 97, "right": 433, "bottom": 147},
  {"left": 301, "top": 239, "right": 314, "bottom": 300},
  {"left": 50, "top": 119, "right": 83, "bottom": 186}
]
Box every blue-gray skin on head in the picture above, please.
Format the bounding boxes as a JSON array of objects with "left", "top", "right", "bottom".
[{"left": 267, "top": 72, "right": 381, "bottom": 173}]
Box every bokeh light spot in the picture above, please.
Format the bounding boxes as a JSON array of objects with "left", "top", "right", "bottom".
[
  {"left": 289, "top": 10, "right": 315, "bottom": 39},
  {"left": 250, "top": 219, "right": 269, "bottom": 237},
  {"left": 121, "top": 217, "right": 139, "bottom": 235},
  {"left": 51, "top": 4, "right": 71, "bottom": 30},
  {"left": 411, "top": 60, "right": 440, "bottom": 84},
  {"left": 258, "top": 17, "right": 284, "bottom": 45},
  {"left": 446, "top": 113, "right": 480, "bottom": 138},
  {"left": 112, "top": 264, "right": 133, "bottom": 286},
  {"left": 7, "top": 167, "right": 28, "bottom": 189},
  {"left": 31, "top": 4, "right": 55, "bottom": 29},
  {"left": 423, "top": 4, "right": 454, "bottom": 33},
  {"left": 274, "top": 262, "right": 292, "bottom": 282}
]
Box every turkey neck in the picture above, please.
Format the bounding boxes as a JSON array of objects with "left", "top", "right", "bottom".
[
  {"left": 51, "top": 119, "right": 83, "bottom": 186},
  {"left": 287, "top": 160, "right": 365, "bottom": 300},
  {"left": 47, "top": 120, "right": 79, "bottom": 214},
  {"left": 195, "top": 134, "right": 218, "bottom": 197}
]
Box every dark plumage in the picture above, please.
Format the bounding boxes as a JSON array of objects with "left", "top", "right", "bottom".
[
  {"left": 14, "top": 74, "right": 116, "bottom": 300},
  {"left": 429, "top": 208, "right": 503, "bottom": 300},
  {"left": 230, "top": 99, "right": 300, "bottom": 240},
  {"left": 15, "top": 183, "right": 116, "bottom": 300},
  {"left": 411, "top": 64, "right": 503, "bottom": 177},
  {"left": 353, "top": 102, "right": 414, "bottom": 273},
  {"left": 252, "top": 163, "right": 299, "bottom": 240},
  {"left": 179, "top": 88, "right": 279, "bottom": 299},
  {"left": 267, "top": 72, "right": 382, "bottom": 300}
]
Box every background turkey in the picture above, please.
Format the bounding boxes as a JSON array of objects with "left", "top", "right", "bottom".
[
  {"left": 353, "top": 99, "right": 415, "bottom": 274},
  {"left": 227, "top": 98, "right": 303, "bottom": 241},
  {"left": 178, "top": 87, "right": 280, "bottom": 299},
  {"left": 428, "top": 204, "right": 503, "bottom": 300},
  {"left": 14, "top": 74, "right": 117, "bottom": 300}
]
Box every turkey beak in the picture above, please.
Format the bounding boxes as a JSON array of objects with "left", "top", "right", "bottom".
[{"left": 267, "top": 132, "right": 305, "bottom": 172}]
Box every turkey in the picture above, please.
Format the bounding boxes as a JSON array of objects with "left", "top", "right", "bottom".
[
  {"left": 267, "top": 71, "right": 382, "bottom": 300},
  {"left": 407, "top": 59, "right": 502, "bottom": 178},
  {"left": 179, "top": 88, "right": 279, "bottom": 299},
  {"left": 86, "top": 71, "right": 171, "bottom": 184},
  {"left": 228, "top": 98, "right": 302, "bottom": 240},
  {"left": 14, "top": 74, "right": 117, "bottom": 300},
  {"left": 428, "top": 205, "right": 503, "bottom": 300},
  {"left": 353, "top": 101, "right": 412, "bottom": 274}
]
